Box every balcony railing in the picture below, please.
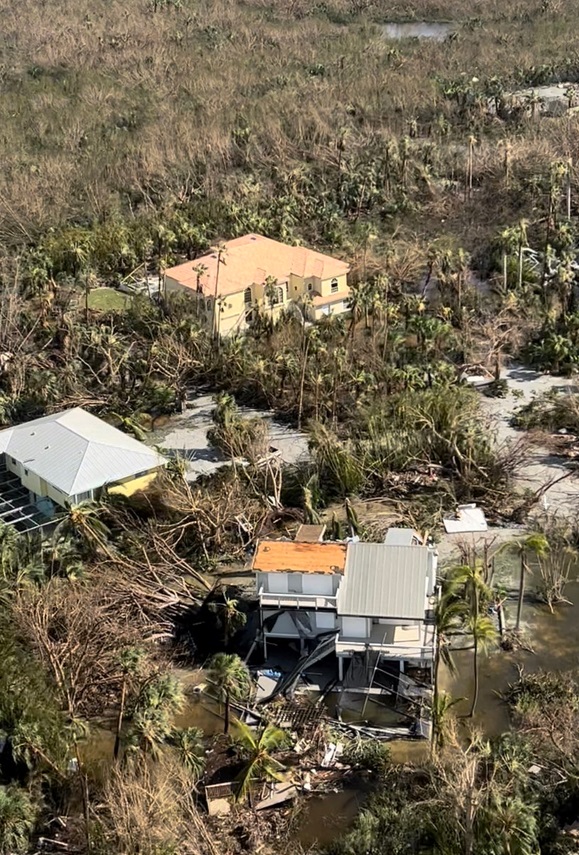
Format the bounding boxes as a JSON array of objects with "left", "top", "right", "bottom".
[
  {"left": 258, "top": 586, "right": 337, "bottom": 611},
  {"left": 335, "top": 637, "right": 434, "bottom": 660},
  {"left": 335, "top": 623, "right": 435, "bottom": 660}
]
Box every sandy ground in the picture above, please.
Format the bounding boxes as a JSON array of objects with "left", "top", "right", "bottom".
[
  {"left": 148, "top": 393, "right": 310, "bottom": 481},
  {"left": 422, "top": 362, "right": 579, "bottom": 568},
  {"left": 480, "top": 363, "right": 579, "bottom": 518}
]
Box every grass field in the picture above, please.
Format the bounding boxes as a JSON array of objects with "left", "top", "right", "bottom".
[{"left": 87, "top": 288, "right": 130, "bottom": 312}]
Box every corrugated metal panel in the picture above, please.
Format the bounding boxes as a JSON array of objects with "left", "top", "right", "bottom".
[
  {"left": 252, "top": 541, "right": 347, "bottom": 574},
  {"left": 0, "top": 408, "right": 165, "bottom": 496},
  {"left": 338, "top": 544, "right": 428, "bottom": 620}
]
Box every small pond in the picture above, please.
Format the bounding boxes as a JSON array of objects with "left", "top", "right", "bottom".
[{"left": 382, "top": 22, "right": 454, "bottom": 41}]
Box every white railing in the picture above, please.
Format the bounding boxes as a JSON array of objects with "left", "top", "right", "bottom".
[
  {"left": 335, "top": 635, "right": 434, "bottom": 660},
  {"left": 258, "top": 586, "right": 337, "bottom": 610}
]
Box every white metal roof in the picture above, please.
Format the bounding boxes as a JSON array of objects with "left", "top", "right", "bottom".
[
  {"left": 384, "top": 528, "right": 422, "bottom": 546},
  {"left": 0, "top": 408, "right": 166, "bottom": 496},
  {"left": 338, "top": 543, "right": 429, "bottom": 620}
]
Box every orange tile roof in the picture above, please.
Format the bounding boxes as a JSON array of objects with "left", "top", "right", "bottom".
[
  {"left": 252, "top": 540, "right": 348, "bottom": 574},
  {"left": 164, "top": 234, "right": 350, "bottom": 298}
]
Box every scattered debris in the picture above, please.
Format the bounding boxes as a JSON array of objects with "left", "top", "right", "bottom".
[
  {"left": 443, "top": 504, "right": 488, "bottom": 533},
  {"left": 255, "top": 781, "right": 298, "bottom": 811},
  {"left": 205, "top": 782, "right": 238, "bottom": 816}
]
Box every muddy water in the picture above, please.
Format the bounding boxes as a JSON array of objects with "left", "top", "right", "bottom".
[
  {"left": 297, "top": 788, "right": 366, "bottom": 848},
  {"left": 173, "top": 694, "right": 226, "bottom": 736},
  {"left": 442, "top": 571, "right": 579, "bottom": 734},
  {"left": 382, "top": 22, "right": 454, "bottom": 41}
]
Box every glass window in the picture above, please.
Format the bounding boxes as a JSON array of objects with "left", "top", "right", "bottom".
[
  {"left": 331, "top": 278, "right": 339, "bottom": 294},
  {"left": 244, "top": 287, "right": 252, "bottom": 305}
]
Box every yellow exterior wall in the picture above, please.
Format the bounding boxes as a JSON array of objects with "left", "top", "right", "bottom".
[
  {"left": 165, "top": 269, "right": 350, "bottom": 335},
  {"left": 216, "top": 290, "right": 248, "bottom": 336},
  {"left": 320, "top": 272, "right": 348, "bottom": 298},
  {"left": 108, "top": 470, "right": 160, "bottom": 497},
  {"left": 289, "top": 273, "right": 305, "bottom": 298},
  {"left": 20, "top": 468, "right": 42, "bottom": 496}
]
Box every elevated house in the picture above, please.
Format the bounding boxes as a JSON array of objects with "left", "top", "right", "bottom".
[
  {"left": 253, "top": 532, "right": 438, "bottom": 688},
  {"left": 163, "top": 233, "right": 350, "bottom": 336},
  {"left": 0, "top": 408, "right": 166, "bottom": 530}
]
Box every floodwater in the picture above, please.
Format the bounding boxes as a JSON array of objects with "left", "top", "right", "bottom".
[
  {"left": 297, "top": 788, "right": 366, "bottom": 848},
  {"left": 381, "top": 22, "right": 454, "bottom": 41},
  {"left": 441, "top": 567, "right": 579, "bottom": 735},
  {"left": 173, "top": 694, "right": 226, "bottom": 736}
]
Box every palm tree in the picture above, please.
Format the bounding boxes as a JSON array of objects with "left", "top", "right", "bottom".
[
  {"left": 126, "top": 674, "right": 185, "bottom": 760},
  {"left": 0, "top": 786, "right": 37, "bottom": 855},
  {"left": 114, "top": 647, "right": 146, "bottom": 760},
  {"left": 468, "top": 614, "right": 497, "bottom": 717},
  {"left": 232, "top": 720, "right": 290, "bottom": 804},
  {"left": 483, "top": 792, "right": 539, "bottom": 855},
  {"left": 170, "top": 727, "right": 205, "bottom": 779},
  {"left": 53, "top": 501, "right": 112, "bottom": 559},
  {"left": 210, "top": 243, "right": 227, "bottom": 344},
  {"left": 209, "top": 593, "right": 247, "bottom": 646},
  {"left": 431, "top": 691, "right": 462, "bottom": 754},
  {"left": 513, "top": 533, "right": 549, "bottom": 632},
  {"left": 515, "top": 219, "right": 529, "bottom": 290},
  {"left": 432, "top": 592, "right": 468, "bottom": 752},
  {"left": 206, "top": 653, "right": 251, "bottom": 734}
]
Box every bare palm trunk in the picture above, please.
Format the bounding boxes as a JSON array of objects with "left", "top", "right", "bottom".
[
  {"left": 431, "top": 641, "right": 441, "bottom": 754},
  {"left": 224, "top": 689, "right": 230, "bottom": 735},
  {"left": 469, "top": 635, "right": 479, "bottom": 717},
  {"left": 297, "top": 336, "right": 310, "bottom": 430},
  {"left": 114, "top": 676, "right": 127, "bottom": 760},
  {"left": 516, "top": 552, "right": 527, "bottom": 632}
]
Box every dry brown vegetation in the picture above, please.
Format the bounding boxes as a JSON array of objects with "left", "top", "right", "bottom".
[{"left": 1, "top": 0, "right": 579, "bottom": 259}]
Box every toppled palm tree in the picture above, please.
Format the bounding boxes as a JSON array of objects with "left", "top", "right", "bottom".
[{"left": 231, "top": 720, "right": 290, "bottom": 804}]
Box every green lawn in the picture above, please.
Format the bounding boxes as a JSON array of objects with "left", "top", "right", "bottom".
[{"left": 87, "top": 287, "right": 130, "bottom": 312}]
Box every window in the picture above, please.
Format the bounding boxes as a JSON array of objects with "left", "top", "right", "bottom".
[
  {"left": 330, "top": 278, "right": 339, "bottom": 294},
  {"left": 24, "top": 468, "right": 28, "bottom": 476},
  {"left": 244, "top": 287, "right": 252, "bottom": 306},
  {"left": 268, "top": 287, "right": 284, "bottom": 307},
  {"left": 285, "top": 281, "right": 290, "bottom": 298},
  {"left": 308, "top": 283, "right": 313, "bottom": 292}
]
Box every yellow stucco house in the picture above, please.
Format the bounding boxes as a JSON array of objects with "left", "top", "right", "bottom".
[
  {"left": 0, "top": 408, "right": 166, "bottom": 515},
  {"left": 163, "top": 233, "right": 351, "bottom": 336}
]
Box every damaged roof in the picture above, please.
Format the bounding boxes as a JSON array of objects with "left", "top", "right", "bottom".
[
  {"left": 252, "top": 540, "right": 347, "bottom": 574},
  {"left": 338, "top": 543, "right": 429, "bottom": 620}
]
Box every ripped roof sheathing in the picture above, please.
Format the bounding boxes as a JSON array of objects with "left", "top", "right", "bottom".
[
  {"left": 252, "top": 540, "right": 347, "bottom": 574},
  {"left": 164, "top": 233, "right": 349, "bottom": 298}
]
